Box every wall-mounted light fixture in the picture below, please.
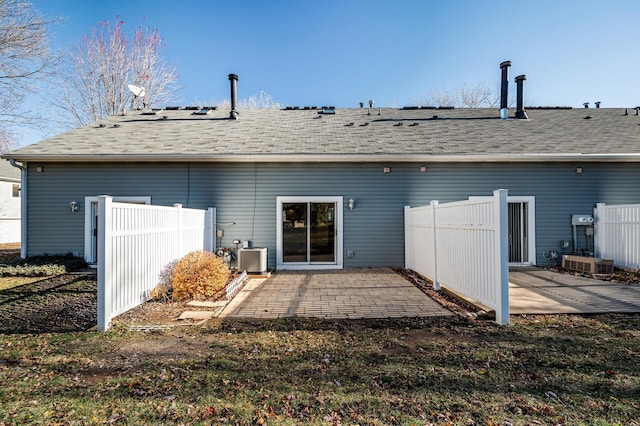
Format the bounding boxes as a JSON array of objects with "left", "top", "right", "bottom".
[
  {"left": 69, "top": 201, "right": 79, "bottom": 212},
  {"left": 36, "top": 166, "right": 44, "bottom": 173},
  {"left": 348, "top": 198, "right": 355, "bottom": 210},
  {"left": 419, "top": 166, "right": 427, "bottom": 173},
  {"left": 383, "top": 167, "right": 391, "bottom": 174},
  {"left": 576, "top": 167, "right": 583, "bottom": 174}
]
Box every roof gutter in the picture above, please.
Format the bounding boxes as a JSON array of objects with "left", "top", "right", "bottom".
[
  {"left": 4, "top": 153, "right": 640, "bottom": 163},
  {"left": 8, "top": 159, "right": 26, "bottom": 259}
]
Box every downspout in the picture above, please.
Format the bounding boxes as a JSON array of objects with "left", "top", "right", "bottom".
[{"left": 8, "top": 159, "right": 27, "bottom": 258}]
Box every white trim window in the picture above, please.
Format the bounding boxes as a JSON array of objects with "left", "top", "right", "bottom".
[{"left": 276, "top": 196, "right": 343, "bottom": 270}]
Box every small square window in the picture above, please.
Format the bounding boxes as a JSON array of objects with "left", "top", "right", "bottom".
[{"left": 11, "top": 184, "right": 20, "bottom": 198}]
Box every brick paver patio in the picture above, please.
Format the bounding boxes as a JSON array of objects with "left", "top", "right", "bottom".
[{"left": 220, "top": 268, "right": 453, "bottom": 319}]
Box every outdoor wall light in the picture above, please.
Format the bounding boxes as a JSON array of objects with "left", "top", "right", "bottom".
[
  {"left": 69, "top": 201, "right": 79, "bottom": 212},
  {"left": 383, "top": 167, "right": 391, "bottom": 174},
  {"left": 348, "top": 198, "right": 355, "bottom": 210}
]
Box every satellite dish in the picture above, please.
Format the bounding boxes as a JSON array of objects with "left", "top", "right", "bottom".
[
  {"left": 128, "top": 84, "right": 146, "bottom": 110},
  {"left": 128, "top": 84, "right": 146, "bottom": 98}
]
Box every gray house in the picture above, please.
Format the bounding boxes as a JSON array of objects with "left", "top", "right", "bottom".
[{"left": 3, "top": 76, "right": 640, "bottom": 269}]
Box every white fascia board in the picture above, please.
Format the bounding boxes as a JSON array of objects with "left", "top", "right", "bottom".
[{"left": 4, "top": 153, "right": 640, "bottom": 163}]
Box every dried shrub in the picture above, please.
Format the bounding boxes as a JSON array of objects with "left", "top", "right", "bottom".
[
  {"left": 171, "top": 251, "right": 229, "bottom": 301},
  {"left": 150, "top": 259, "right": 178, "bottom": 301}
]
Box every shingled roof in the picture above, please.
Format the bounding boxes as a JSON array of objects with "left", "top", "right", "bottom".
[
  {"left": 3, "top": 107, "right": 640, "bottom": 162},
  {"left": 0, "top": 159, "right": 20, "bottom": 180}
]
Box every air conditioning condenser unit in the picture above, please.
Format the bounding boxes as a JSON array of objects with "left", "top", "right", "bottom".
[{"left": 238, "top": 247, "right": 267, "bottom": 274}]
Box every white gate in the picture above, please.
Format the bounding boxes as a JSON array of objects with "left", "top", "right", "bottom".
[{"left": 97, "top": 196, "right": 216, "bottom": 330}]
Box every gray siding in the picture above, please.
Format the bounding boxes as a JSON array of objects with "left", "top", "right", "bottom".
[{"left": 25, "top": 162, "right": 640, "bottom": 268}]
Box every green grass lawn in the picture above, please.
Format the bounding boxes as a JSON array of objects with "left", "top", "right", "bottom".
[
  {"left": 1, "top": 315, "right": 639, "bottom": 425},
  {"left": 0, "top": 277, "right": 43, "bottom": 291}
]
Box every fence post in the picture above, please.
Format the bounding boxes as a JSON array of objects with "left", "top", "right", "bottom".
[
  {"left": 97, "top": 195, "right": 113, "bottom": 331},
  {"left": 174, "top": 203, "right": 183, "bottom": 257},
  {"left": 594, "top": 203, "right": 605, "bottom": 259},
  {"left": 431, "top": 200, "right": 440, "bottom": 291},
  {"left": 404, "top": 206, "right": 411, "bottom": 269},
  {"left": 493, "top": 189, "right": 510, "bottom": 325}
]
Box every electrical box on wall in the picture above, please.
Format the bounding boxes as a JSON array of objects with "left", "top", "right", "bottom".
[{"left": 571, "top": 214, "right": 594, "bottom": 225}]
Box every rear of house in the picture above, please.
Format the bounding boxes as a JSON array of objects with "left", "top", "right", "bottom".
[{"left": 4, "top": 105, "right": 640, "bottom": 270}]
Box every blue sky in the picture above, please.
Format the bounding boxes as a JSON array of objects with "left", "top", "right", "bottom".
[{"left": 20, "top": 0, "right": 640, "bottom": 144}]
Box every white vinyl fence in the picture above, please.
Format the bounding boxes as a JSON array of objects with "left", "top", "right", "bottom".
[
  {"left": 595, "top": 203, "right": 640, "bottom": 269},
  {"left": 405, "top": 189, "right": 509, "bottom": 325},
  {"left": 97, "top": 196, "right": 216, "bottom": 331}
]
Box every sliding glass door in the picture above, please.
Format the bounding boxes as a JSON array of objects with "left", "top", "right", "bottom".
[{"left": 277, "top": 197, "right": 343, "bottom": 270}]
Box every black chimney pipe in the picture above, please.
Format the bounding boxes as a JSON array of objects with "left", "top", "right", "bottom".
[
  {"left": 229, "top": 74, "right": 239, "bottom": 120},
  {"left": 595, "top": 101, "right": 601, "bottom": 108},
  {"left": 514, "top": 74, "right": 528, "bottom": 119},
  {"left": 499, "top": 61, "right": 511, "bottom": 119}
]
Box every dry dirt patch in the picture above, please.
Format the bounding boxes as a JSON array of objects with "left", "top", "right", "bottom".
[
  {"left": 113, "top": 300, "right": 224, "bottom": 328},
  {"left": 0, "top": 243, "right": 20, "bottom": 263}
]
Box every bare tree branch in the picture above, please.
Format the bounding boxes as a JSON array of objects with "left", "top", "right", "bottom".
[
  {"left": 216, "top": 90, "right": 281, "bottom": 110},
  {"left": 420, "top": 83, "right": 511, "bottom": 108},
  {"left": 56, "top": 18, "right": 179, "bottom": 126},
  {"left": 239, "top": 90, "right": 281, "bottom": 109},
  {"left": 0, "top": 0, "right": 61, "bottom": 150}
]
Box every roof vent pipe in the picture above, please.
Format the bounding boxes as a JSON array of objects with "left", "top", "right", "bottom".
[
  {"left": 229, "top": 74, "right": 239, "bottom": 120},
  {"left": 595, "top": 101, "right": 601, "bottom": 108},
  {"left": 583, "top": 102, "right": 589, "bottom": 108},
  {"left": 514, "top": 74, "right": 528, "bottom": 119},
  {"left": 499, "top": 61, "right": 511, "bottom": 119}
]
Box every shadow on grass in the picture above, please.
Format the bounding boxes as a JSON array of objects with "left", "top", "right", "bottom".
[
  {"left": 0, "top": 274, "right": 97, "bottom": 334},
  {"left": 2, "top": 314, "right": 639, "bottom": 423},
  {"left": 200, "top": 314, "right": 640, "bottom": 399}
]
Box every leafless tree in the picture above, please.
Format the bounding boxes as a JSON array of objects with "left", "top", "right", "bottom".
[
  {"left": 420, "top": 83, "right": 509, "bottom": 108},
  {"left": 216, "top": 90, "right": 281, "bottom": 109},
  {"left": 458, "top": 83, "right": 499, "bottom": 108},
  {"left": 0, "top": 130, "right": 12, "bottom": 154},
  {"left": 0, "top": 0, "right": 60, "bottom": 152},
  {"left": 240, "top": 90, "right": 281, "bottom": 109},
  {"left": 57, "top": 18, "right": 178, "bottom": 126},
  {"left": 421, "top": 89, "right": 458, "bottom": 108}
]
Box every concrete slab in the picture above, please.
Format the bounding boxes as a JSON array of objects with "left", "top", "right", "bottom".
[
  {"left": 186, "top": 300, "right": 227, "bottom": 308},
  {"left": 509, "top": 268, "right": 640, "bottom": 314},
  {"left": 178, "top": 311, "right": 217, "bottom": 320},
  {"left": 220, "top": 269, "right": 452, "bottom": 319}
]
